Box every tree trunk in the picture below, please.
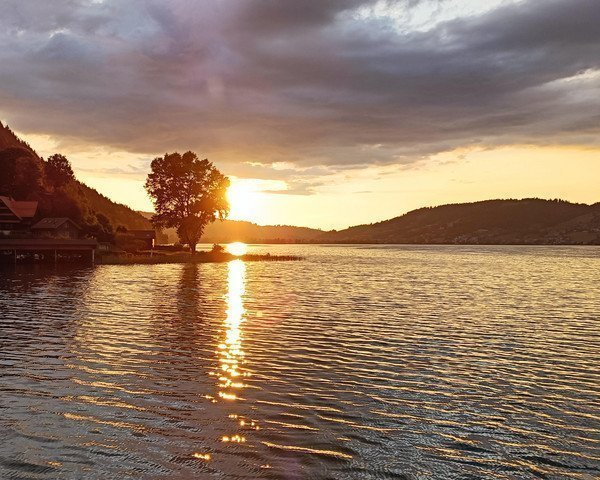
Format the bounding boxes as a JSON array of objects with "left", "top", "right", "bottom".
[{"left": 190, "top": 243, "right": 197, "bottom": 256}]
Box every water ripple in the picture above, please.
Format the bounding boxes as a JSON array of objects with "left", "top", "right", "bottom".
[{"left": 0, "top": 245, "right": 599, "bottom": 479}]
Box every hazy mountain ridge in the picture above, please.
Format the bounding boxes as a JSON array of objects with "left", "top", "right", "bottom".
[
  {"left": 139, "top": 212, "right": 323, "bottom": 243},
  {"left": 318, "top": 199, "right": 600, "bottom": 244}
]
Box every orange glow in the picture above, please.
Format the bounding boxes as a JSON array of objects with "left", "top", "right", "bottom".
[{"left": 227, "top": 181, "right": 260, "bottom": 221}]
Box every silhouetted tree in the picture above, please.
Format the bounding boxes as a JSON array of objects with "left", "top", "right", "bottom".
[
  {"left": 0, "top": 147, "right": 43, "bottom": 198},
  {"left": 45, "top": 153, "right": 75, "bottom": 190},
  {"left": 82, "top": 213, "right": 115, "bottom": 243},
  {"left": 145, "top": 151, "right": 229, "bottom": 254}
]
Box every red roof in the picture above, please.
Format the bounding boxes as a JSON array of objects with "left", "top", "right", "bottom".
[{"left": 0, "top": 196, "right": 38, "bottom": 219}]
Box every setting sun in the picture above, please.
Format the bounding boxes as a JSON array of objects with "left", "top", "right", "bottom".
[
  {"left": 226, "top": 179, "right": 286, "bottom": 224},
  {"left": 227, "top": 181, "right": 260, "bottom": 222}
]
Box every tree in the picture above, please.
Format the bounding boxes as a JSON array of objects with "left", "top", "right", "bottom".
[
  {"left": 145, "top": 151, "right": 230, "bottom": 254},
  {"left": 45, "top": 154, "right": 75, "bottom": 190},
  {"left": 81, "top": 213, "right": 115, "bottom": 243},
  {"left": 0, "top": 147, "right": 43, "bottom": 198}
]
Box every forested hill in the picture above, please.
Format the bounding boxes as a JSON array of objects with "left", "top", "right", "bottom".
[
  {"left": 318, "top": 199, "right": 600, "bottom": 245},
  {"left": 0, "top": 121, "right": 150, "bottom": 232},
  {"left": 0, "top": 123, "right": 36, "bottom": 153},
  {"left": 78, "top": 183, "right": 151, "bottom": 230}
]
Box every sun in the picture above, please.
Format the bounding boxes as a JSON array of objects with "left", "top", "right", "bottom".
[
  {"left": 227, "top": 181, "right": 260, "bottom": 222},
  {"left": 226, "top": 178, "right": 288, "bottom": 224}
]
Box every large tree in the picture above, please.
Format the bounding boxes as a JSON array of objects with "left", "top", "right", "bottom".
[
  {"left": 45, "top": 153, "right": 75, "bottom": 190},
  {"left": 0, "top": 147, "right": 43, "bottom": 199},
  {"left": 145, "top": 151, "right": 229, "bottom": 254}
]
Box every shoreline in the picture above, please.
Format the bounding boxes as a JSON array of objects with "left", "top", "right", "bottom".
[{"left": 97, "top": 251, "right": 303, "bottom": 265}]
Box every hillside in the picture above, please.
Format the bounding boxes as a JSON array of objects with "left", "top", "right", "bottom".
[
  {"left": 80, "top": 184, "right": 150, "bottom": 230},
  {"left": 0, "top": 121, "right": 150, "bottom": 231},
  {"left": 318, "top": 199, "right": 600, "bottom": 245},
  {"left": 0, "top": 124, "right": 36, "bottom": 153},
  {"left": 139, "top": 213, "right": 322, "bottom": 243}
]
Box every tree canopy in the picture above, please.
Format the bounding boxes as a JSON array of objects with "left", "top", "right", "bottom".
[
  {"left": 145, "top": 151, "right": 230, "bottom": 253},
  {"left": 0, "top": 147, "right": 43, "bottom": 199},
  {"left": 45, "top": 153, "right": 75, "bottom": 190}
]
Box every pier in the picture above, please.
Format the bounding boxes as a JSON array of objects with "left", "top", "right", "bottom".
[{"left": 0, "top": 238, "right": 98, "bottom": 264}]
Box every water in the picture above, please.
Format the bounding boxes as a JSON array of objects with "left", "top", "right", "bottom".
[{"left": 1, "top": 245, "right": 599, "bottom": 479}]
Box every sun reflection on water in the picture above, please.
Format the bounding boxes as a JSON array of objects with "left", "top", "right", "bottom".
[
  {"left": 226, "top": 242, "right": 248, "bottom": 256},
  {"left": 219, "top": 259, "right": 246, "bottom": 396},
  {"left": 214, "top": 259, "right": 256, "bottom": 449}
]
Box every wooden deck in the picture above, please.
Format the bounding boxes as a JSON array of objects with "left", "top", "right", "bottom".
[{"left": 0, "top": 238, "right": 98, "bottom": 264}]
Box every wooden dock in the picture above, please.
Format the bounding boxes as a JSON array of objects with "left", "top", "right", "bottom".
[{"left": 0, "top": 238, "right": 98, "bottom": 264}]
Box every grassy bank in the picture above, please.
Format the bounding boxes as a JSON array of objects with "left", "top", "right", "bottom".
[{"left": 97, "top": 250, "right": 302, "bottom": 265}]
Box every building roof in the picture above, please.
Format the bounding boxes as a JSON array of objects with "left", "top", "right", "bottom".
[
  {"left": 0, "top": 196, "right": 38, "bottom": 219},
  {"left": 32, "top": 217, "right": 80, "bottom": 230}
]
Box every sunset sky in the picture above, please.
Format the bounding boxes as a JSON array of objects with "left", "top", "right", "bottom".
[{"left": 1, "top": 0, "right": 599, "bottom": 230}]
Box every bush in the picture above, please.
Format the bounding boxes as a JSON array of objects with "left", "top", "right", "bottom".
[
  {"left": 211, "top": 243, "right": 225, "bottom": 253},
  {"left": 115, "top": 233, "right": 147, "bottom": 253}
]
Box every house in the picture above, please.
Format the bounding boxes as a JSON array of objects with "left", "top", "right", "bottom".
[
  {"left": 31, "top": 218, "right": 81, "bottom": 239},
  {"left": 128, "top": 230, "right": 156, "bottom": 249},
  {"left": 0, "top": 196, "right": 38, "bottom": 236}
]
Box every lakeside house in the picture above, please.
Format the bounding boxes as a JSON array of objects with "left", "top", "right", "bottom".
[
  {"left": 31, "top": 218, "right": 82, "bottom": 239},
  {"left": 0, "top": 196, "right": 162, "bottom": 264},
  {"left": 0, "top": 197, "right": 96, "bottom": 263},
  {"left": 0, "top": 196, "right": 39, "bottom": 236}
]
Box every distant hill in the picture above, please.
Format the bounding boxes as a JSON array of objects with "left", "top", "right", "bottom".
[
  {"left": 144, "top": 199, "right": 600, "bottom": 246},
  {"left": 139, "top": 213, "right": 322, "bottom": 243},
  {"left": 318, "top": 199, "right": 600, "bottom": 245},
  {"left": 0, "top": 121, "right": 150, "bottom": 231}
]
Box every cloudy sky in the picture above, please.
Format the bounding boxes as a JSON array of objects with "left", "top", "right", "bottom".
[{"left": 1, "top": 0, "right": 599, "bottom": 229}]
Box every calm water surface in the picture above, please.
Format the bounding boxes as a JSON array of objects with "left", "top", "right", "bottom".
[{"left": 1, "top": 245, "right": 599, "bottom": 479}]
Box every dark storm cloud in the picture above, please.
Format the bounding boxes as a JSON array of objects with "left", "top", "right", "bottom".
[{"left": 0, "top": 0, "right": 598, "bottom": 173}]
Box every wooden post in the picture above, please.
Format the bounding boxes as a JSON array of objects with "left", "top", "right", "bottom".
[
  {"left": 54, "top": 249, "right": 58, "bottom": 265},
  {"left": 91, "top": 249, "right": 95, "bottom": 265}
]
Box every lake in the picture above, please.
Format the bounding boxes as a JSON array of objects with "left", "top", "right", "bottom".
[{"left": 1, "top": 245, "right": 599, "bottom": 479}]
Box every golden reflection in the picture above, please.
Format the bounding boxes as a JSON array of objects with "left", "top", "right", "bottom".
[
  {"left": 212, "top": 258, "right": 257, "bottom": 451},
  {"left": 226, "top": 242, "right": 248, "bottom": 256},
  {"left": 218, "top": 259, "right": 247, "bottom": 399},
  {"left": 192, "top": 453, "right": 211, "bottom": 461}
]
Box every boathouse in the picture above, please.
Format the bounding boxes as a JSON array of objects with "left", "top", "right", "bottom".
[
  {"left": 0, "top": 238, "right": 98, "bottom": 264},
  {"left": 0, "top": 198, "right": 97, "bottom": 264},
  {"left": 0, "top": 196, "right": 38, "bottom": 236}
]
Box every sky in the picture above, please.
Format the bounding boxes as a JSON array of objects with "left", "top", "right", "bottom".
[{"left": 1, "top": 0, "right": 599, "bottom": 230}]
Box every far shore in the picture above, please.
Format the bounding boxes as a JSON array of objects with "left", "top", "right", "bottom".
[{"left": 97, "top": 250, "right": 302, "bottom": 265}]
